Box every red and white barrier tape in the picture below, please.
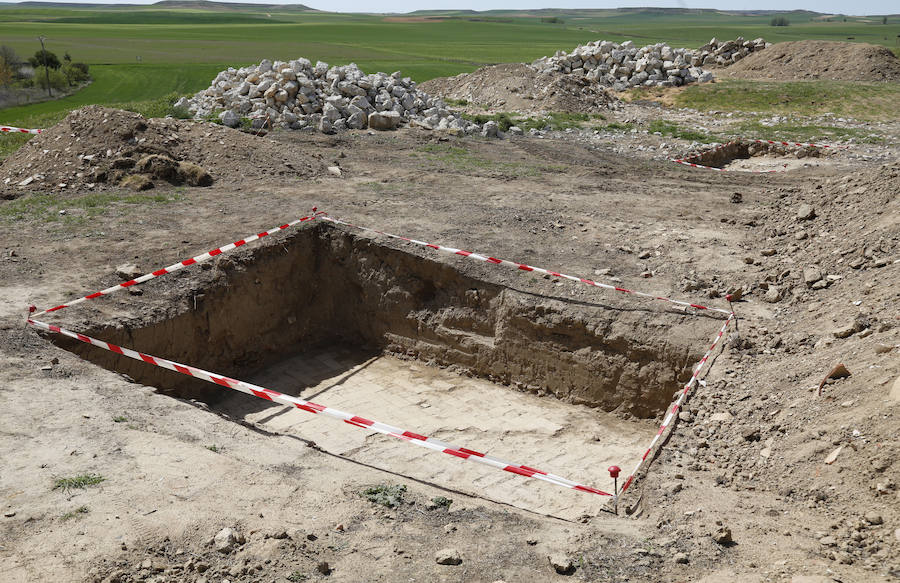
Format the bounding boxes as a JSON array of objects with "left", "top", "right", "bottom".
[
  {"left": 30, "top": 210, "right": 736, "bottom": 502},
  {"left": 26, "top": 317, "right": 612, "bottom": 498},
  {"left": 318, "top": 215, "right": 733, "bottom": 316},
  {"left": 620, "top": 313, "right": 734, "bottom": 493},
  {"left": 1, "top": 125, "right": 42, "bottom": 134},
  {"left": 33, "top": 211, "right": 325, "bottom": 318},
  {"left": 749, "top": 138, "right": 840, "bottom": 150}
]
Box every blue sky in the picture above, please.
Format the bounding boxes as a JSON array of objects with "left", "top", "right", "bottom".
[{"left": 17, "top": 1, "right": 899, "bottom": 16}]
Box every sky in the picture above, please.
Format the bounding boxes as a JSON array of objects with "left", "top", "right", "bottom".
[{"left": 15, "top": 0, "right": 899, "bottom": 16}]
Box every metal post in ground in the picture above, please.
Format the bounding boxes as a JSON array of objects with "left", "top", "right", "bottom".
[{"left": 608, "top": 465, "right": 621, "bottom": 515}]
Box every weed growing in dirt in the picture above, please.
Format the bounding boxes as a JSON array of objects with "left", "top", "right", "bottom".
[
  {"left": 0, "top": 191, "right": 184, "bottom": 224},
  {"left": 415, "top": 143, "right": 559, "bottom": 176},
  {"left": 60, "top": 506, "right": 90, "bottom": 521},
  {"left": 206, "top": 444, "right": 220, "bottom": 453},
  {"left": 362, "top": 484, "right": 406, "bottom": 508},
  {"left": 112, "top": 416, "right": 128, "bottom": 423},
  {"left": 731, "top": 119, "right": 885, "bottom": 144},
  {"left": 444, "top": 97, "right": 469, "bottom": 106},
  {"left": 431, "top": 496, "right": 453, "bottom": 508},
  {"left": 53, "top": 474, "right": 105, "bottom": 492},
  {"left": 647, "top": 120, "right": 716, "bottom": 143},
  {"left": 676, "top": 79, "right": 900, "bottom": 120},
  {"left": 286, "top": 572, "right": 308, "bottom": 582},
  {"left": 603, "top": 121, "right": 635, "bottom": 131},
  {"left": 120, "top": 91, "right": 192, "bottom": 120}
]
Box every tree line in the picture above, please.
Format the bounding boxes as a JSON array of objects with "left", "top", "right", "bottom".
[{"left": 0, "top": 45, "right": 91, "bottom": 92}]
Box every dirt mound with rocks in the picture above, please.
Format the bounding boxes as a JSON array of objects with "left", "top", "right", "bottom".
[
  {"left": 0, "top": 106, "right": 325, "bottom": 199},
  {"left": 721, "top": 40, "right": 900, "bottom": 82},
  {"left": 418, "top": 63, "right": 616, "bottom": 114}
]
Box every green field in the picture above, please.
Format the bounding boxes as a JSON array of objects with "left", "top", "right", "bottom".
[{"left": 1, "top": 5, "right": 899, "bottom": 129}]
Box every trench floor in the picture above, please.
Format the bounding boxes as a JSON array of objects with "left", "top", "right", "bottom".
[{"left": 215, "top": 344, "right": 656, "bottom": 520}]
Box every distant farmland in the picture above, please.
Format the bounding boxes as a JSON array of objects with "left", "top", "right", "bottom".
[{"left": 1, "top": 4, "right": 898, "bottom": 125}]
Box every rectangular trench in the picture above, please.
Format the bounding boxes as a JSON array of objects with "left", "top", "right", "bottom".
[{"left": 49, "top": 221, "right": 712, "bottom": 515}]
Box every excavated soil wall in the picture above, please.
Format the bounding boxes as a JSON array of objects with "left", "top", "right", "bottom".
[
  {"left": 54, "top": 223, "right": 705, "bottom": 418},
  {"left": 686, "top": 139, "right": 821, "bottom": 168}
]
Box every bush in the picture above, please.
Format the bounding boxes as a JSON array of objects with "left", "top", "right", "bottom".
[
  {"left": 33, "top": 66, "right": 67, "bottom": 91},
  {"left": 0, "top": 55, "right": 14, "bottom": 87},
  {"left": 0, "top": 45, "right": 20, "bottom": 67},
  {"left": 770, "top": 16, "right": 790, "bottom": 26},
  {"left": 29, "top": 49, "right": 61, "bottom": 70},
  {"left": 62, "top": 62, "right": 90, "bottom": 85}
]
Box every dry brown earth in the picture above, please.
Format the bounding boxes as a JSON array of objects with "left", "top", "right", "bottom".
[
  {"left": 418, "top": 63, "right": 615, "bottom": 113},
  {"left": 721, "top": 40, "right": 900, "bottom": 82},
  {"left": 0, "top": 106, "right": 898, "bottom": 583}
]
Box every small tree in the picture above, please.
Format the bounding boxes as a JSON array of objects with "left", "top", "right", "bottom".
[
  {"left": 0, "top": 55, "right": 14, "bottom": 87},
  {"left": 770, "top": 16, "right": 790, "bottom": 27},
  {"left": 62, "top": 61, "right": 90, "bottom": 86},
  {"left": 883, "top": 16, "right": 888, "bottom": 24},
  {"left": 29, "top": 49, "right": 61, "bottom": 70},
  {"left": 0, "top": 45, "right": 20, "bottom": 67},
  {"left": 33, "top": 65, "right": 66, "bottom": 91}
]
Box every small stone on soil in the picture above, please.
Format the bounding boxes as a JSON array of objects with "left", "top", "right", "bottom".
[
  {"left": 548, "top": 553, "right": 575, "bottom": 575},
  {"left": 435, "top": 548, "right": 462, "bottom": 566}
]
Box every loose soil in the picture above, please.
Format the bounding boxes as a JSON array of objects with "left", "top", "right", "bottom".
[
  {"left": 721, "top": 40, "right": 900, "bottom": 82},
  {"left": 0, "top": 101, "right": 898, "bottom": 583},
  {"left": 0, "top": 106, "right": 325, "bottom": 197},
  {"left": 418, "top": 63, "right": 616, "bottom": 114}
]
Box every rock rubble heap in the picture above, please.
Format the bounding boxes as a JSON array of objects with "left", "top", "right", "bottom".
[
  {"left": 180, "top": 59, "right": 481, "bottom": 135},
  {"left": 697, "top": 36, "right": 770, "bottom": 67},
  {"left": 531, "top": 37, "right": 769, "bottom": 91}
]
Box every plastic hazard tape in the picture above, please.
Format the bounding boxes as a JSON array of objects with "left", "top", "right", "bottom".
[
  {"left": 1, "top": 125, "right": 42, "bottom": 134},
  {"left": 620, "top": 313, "right": 734, "bottom": 493},
  {"left": 33, "top": 211, "right": 325, "bottom": 318},
  {"left": 26, "top": 317, "right": 612, "bottom": 498},
  {"left": 318, "top": 215, "right": 733, "bottom": 316}
]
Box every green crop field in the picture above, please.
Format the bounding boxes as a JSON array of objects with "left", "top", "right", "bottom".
[{"left": 1, "top": 4, "right": 899, "bottom": 127}]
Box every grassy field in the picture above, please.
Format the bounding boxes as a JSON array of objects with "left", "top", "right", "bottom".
[{"left": 1, "top": 6, "right": 899, "bottom": 131}]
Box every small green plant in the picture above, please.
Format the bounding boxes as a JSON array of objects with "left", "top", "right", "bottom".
[
  {"left": 604, "top": 121, "right": 635, "bottom": 131},
  {"left": 53, "top": 474, "right": 105, "bottom": 492},
  {"left": 286, "top": 572, "right": 308, "bottom": 582},
  {"left": 444, "top": 97, "right": 468, "bottom": 107},
  {"left": 112, "top": 416, "right": 128, "bottom": 423},
  {"left": 60, "top": 505, "right": 90, "bottom": 521},
  {"left": 362, "top": 484, "right": 406, "bottom": 508},
  {"left": 461, "top": 111, "right": 518, "bottom": 131},
  {"left": 206, "top": 444, "right": 220, "bottom": 453},
  {"left": 647, "top": 119, "right": 715, "bottom": 142},
  {"left": 431, "top": 496, "right": 453, "bottom": 508}
]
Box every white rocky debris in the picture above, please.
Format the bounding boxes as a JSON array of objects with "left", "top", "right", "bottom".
[
  {"left": 181, "top": 59, "right": 482, "bottom": 135},
  {"left": 531, "top": 37, "right": 770, "bottom": 91}
]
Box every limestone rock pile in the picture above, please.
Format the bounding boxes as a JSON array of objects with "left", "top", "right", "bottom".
[
  {"left": 697, "top": 37, "right": 770, "bottom": 67},
  {"left": 181, "top": 59, "right": 480, "bottom": 134},
  {"left": 531, "top": 37, "right": 769, "bottom": 91}
]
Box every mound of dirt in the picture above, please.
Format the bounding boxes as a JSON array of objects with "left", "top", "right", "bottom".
[
  {"left": 0, "top": 106, "right": 325, "bottom": 199},
  {"left": 418, "top": 63, "right": 616, "bottom": 114},
  {"left": 721, "top": 40, "right": 900, "bottom": 82}
]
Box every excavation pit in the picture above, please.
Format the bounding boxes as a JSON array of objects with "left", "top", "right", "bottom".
[
  {"left": 48, "top": 221, "right": 718, "bottom": 515},
  {"left": 683, "top": 139, "right": 829, "bottom": 172}
]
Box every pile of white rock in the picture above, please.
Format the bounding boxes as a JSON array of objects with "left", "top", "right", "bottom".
[
  {"left": 696, "top": 37, "right": 770, "bottom": 67},
  {"left": 530, "top": 37, "right": 768, "bottom": 91},
  {"left": 179, "top": 58, "right": 482, "bottom": 134}
]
